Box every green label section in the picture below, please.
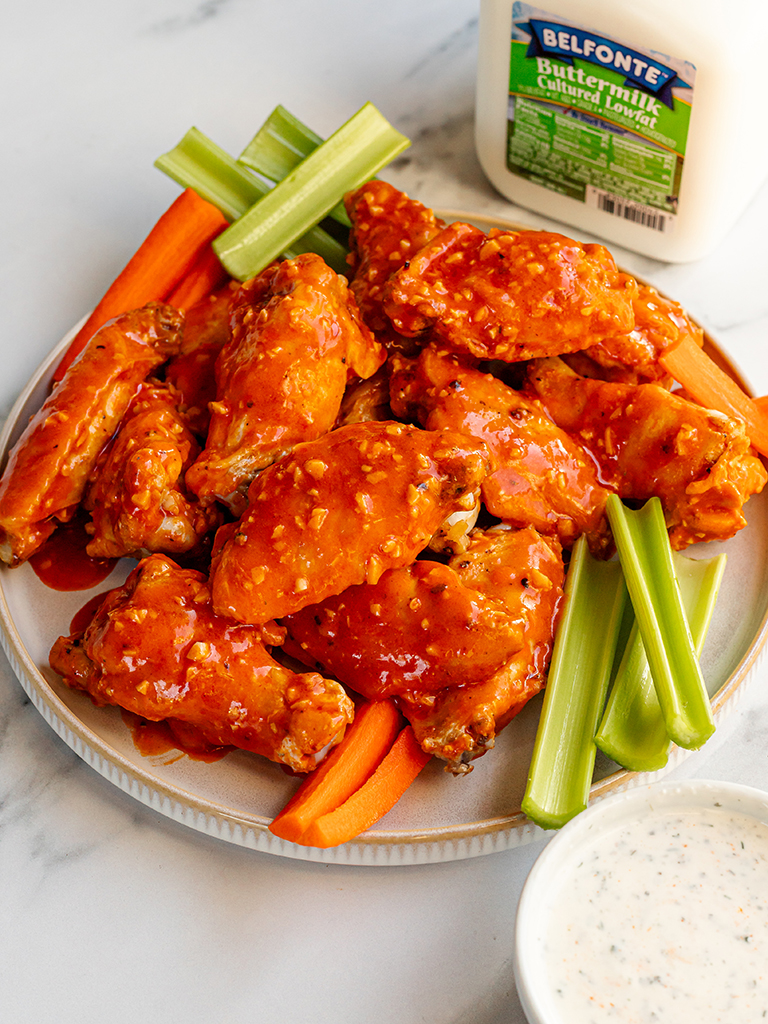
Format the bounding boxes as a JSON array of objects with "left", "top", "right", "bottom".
[{"left": 506, "top": 39, "right": 690, "bottom": 213}]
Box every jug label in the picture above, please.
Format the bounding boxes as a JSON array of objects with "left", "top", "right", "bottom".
[{"left": 505, "top": 5, "right": 695, "bottom": 233}]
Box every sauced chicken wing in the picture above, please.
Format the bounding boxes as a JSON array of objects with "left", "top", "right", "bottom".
[
  {"left": 186, "top": 253, "right": 386, "bottom": 515},
  {"left": 402, "top": 526, "right": 564, "bottom": 770},
  {"left": 566, "top": 282, "right": 704, "bottom": 386},
  {"left": 389, "top": 346, "right": 612, "bottom": 555},
  {"left": 49, "top": 554, "right": 354, "bottom": 773},
  {"left": 0, "top": 303, "right": 183, "bottom": 567},
  {"left": 164, "top": 282, "right": 239, "bottom": 435},
  {"left": 527, "top": 357, "right": 768, "bottom": 549},
  {"left": 345, "top": 180, "right": 444, "bottom": 351},
  {"left": 285, "top": 525, "right": 563, "bottom": 771},
  {"left": 382, "top": 225, "right": 637, "bottom": 362},
  {"left": 283, "top": 558, "right": 525, "bottom": 699},
  {"left": 84, "top": 380, "right": 221, "bottom": 559},
  {"left": 210, "top": 420, "right": 490, "bottom": 624}
]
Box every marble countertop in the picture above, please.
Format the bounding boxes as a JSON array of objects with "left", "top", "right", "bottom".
[{"left": 1, "top": 2, "right": 767, "bottom": 1021}]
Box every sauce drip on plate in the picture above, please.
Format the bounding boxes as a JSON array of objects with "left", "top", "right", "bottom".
[{"left": 29, "top": 513, "right": 117, "bottom": 591}]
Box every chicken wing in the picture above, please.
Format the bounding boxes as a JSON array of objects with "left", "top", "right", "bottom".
[
  {"left": 210, "top": 420, "right": 490, "bottom": 624},
  {"left": 345, "top": 180, "right": 444, "bottom": 351},
  {"left": 186, "top": 253, "right": 386, "bottom": 515},
  {"left": 382, "top": 225, "right": 637, "bottom": 361},
  {"left": 285, "top": 525, "right": 563, "bottom": 771},
  {"left": 0, "top": 303, "right": 183, "bottom": 567},
  {"left": 527, "top": 357, "right": 768, "bottom": 548},
  {"left": 389, "top": 346, "right": 612, "bottom": 555},
  {"left": 84, "top": 380, "right": 221, "bottom": 559},
  {"left": 49, "top": 554, "right": 354, "bottom": 773}
]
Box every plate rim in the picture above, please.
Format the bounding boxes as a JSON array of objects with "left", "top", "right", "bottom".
[{"left": 1, "top": 216, "right": 767, "bottom": 866}]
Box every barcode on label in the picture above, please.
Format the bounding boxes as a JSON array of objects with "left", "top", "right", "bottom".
[{"left": 585, "top": 187, "right": 675, "bottom": 233}]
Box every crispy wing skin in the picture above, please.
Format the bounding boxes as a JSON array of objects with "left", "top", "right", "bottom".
[
  {"left": 186, "top": 253, "right": 386, "bottom": 515},
  {"left": 389, "top": 346, "right": 612, "bottom": 555},
  {"left": 567, "top": 282, "right": 704, "bottom": 385},
  {"left": 402, "top": 526, "right": 564, "bottom": 770},
  {"left": 164, "top": 282, "right": 238, "bottom": 435},
  {"left": 382, "top": 226, "right": 637, "bottom": 361},
  {"left": 210, "top": 420, "right": 490, "bottom": 624},
  {"left": 84, "top": 381, "right": 221, "bottom": 559},
  {"left": 527, "top": 357, "right": 768, "bottom": 549},
  {"left": 48, "top": 554, "right": 354, "bottom": 773},
  {"left": 336, "top": 367, "right": 393, "bottom": 426},
  {"left": 283, "top": 558, "right": 525, "bottom": 698},
  {"left": 345, "top": 180, "right": 445, "bottom": 351},
  {"left": 0, "top": 303, "right": 183, "bottom": 567}
]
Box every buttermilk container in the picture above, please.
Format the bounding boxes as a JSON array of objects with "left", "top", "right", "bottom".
[{"left": 475, "top": 0, "right": 768, "bottom": 261}]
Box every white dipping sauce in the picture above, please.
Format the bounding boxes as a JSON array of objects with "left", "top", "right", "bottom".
[{"left": 541, "top": 805, "right": 768, "bottom": 1022}]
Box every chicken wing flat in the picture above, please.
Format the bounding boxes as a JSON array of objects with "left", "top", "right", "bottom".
[
  {"left": 382, "top": 225, "right": 637, "bottom": 362},
  {"left": 164, "top": 281, "right": 239, "bottom": 435},
  {"left": 402, "top": 526, "right": 564, "bottom": 770},
  {"left": 528, "top": 357, "right": 768, "bottom": 549},
  {"left": 0, "top": 303, "right": 183, "bottom": 567},
  {"left": 345, "top": 180, "right": 444, "bottom": 350},
  {"left": 567, "top": 282, "right": 704, "bottom": 386},
  {"left": 84, "top": 380, "right": 221, "bottom": 559},
  {"left": 49, "top": 554, "right": 354, "bottom": 773},
  {"left": 186, "top": 253, "right": 386, "bottom": 514},
  {"left": 389, "top": 346, "right": 612, "bottom": 555},
  {"left": 210, "top": 420, "right": 490, "bottom": 624},
  {"left": 283, "top": 557, "right": 525, "bottom": 699}
]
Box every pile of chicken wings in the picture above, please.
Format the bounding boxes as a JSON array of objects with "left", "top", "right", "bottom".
[{"left": 1, "top": 181, "right": 765, "bottom": 776}]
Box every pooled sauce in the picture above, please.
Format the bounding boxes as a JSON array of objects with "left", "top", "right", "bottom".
[
  {"left": 120, "top": 711, "right": 232, "bottom": 764},
  {"left": 542, "top": 806, "right": 768, "bottom": 1022},
  {"left": 29, "top": 513, "right": 117, "bottom": 591}
]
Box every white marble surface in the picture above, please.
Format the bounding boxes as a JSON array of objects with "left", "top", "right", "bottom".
[{"left": 1, "top": 2, "right": 768, "bottom": 1022}]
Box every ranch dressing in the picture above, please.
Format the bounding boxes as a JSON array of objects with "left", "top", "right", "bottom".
[
  {"left": 540, "top": 805, "right": 768, "bottom": 1022},
  {"left": 475, "top": 0, "right": 768, "bottom": 261}
]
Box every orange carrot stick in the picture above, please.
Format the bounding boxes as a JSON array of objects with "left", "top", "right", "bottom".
[
  {"left": 269, "top": 699, "right": 402, "bottom": 844},
  {"left": 54, "top": 188, "right": 228, "bottom": 380},
  {"left": 755, "top": 395, "right": 768, "bottom": 417},
  {"left": 166, "top": 244, "right": 230, "bottom": 311},
  {"left": 659, "top": 335, "right": 768, "bottom": 457},
  {"left": 299, "top": 726, "right": 432, "bottom": 849}
]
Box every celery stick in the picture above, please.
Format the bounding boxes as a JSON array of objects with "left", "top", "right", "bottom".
[
  {"left": 596, "top": 551, "right": 726, "bottom": 771},
  {"left": 605, "top": 495, "right": 716, "bottom": 750},
  {"left": 155, "top": 127, "right": 349, "bottom": 273},
  {"left": 238, "top": 105, "right": 351, "bottom": 227},
  {"left": 521, "top": 536, "right": 628, "bottom": 830},
  {"left": 213, "top": 102, "right": 409, "bottom": 282}
]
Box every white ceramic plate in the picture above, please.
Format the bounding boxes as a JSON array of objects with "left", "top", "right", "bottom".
[{"left": 2, "top": 213, "right": 768, "bottom": 865}]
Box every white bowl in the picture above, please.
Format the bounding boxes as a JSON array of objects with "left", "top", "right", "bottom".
[{"left": 514, "top": 779, "right": 768, "bottom": 1023}]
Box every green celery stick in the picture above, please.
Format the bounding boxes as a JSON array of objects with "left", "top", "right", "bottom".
[
  {"left": 238, "top": 105, "right": 351, "bottom": 227},
  {"left": 605, "top": 494, "right": 716, "bottom": 750},
  {"left": 213, "top": 102, "right": 409, "bottom": 281},
  {"left": 521, "top": 536, "right": 628, "bottom": 830},
  {"left": 155, "top": 127, "right": 349, "bottom": 273},
  {"left": 596, "top": 551, "right": 726, "bottom": 771}
]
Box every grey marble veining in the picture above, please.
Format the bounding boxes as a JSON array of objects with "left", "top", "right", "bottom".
[{"left": 0, "top": 2, "right": 767, "bottom": 1022}]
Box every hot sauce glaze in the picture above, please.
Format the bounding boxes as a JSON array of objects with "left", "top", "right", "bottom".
[
  {"left": 120, "top": 711, "right": 232, "bottom": 763},
  {"left": 29, "top": 513, "right": 117, "bottom": 591}
]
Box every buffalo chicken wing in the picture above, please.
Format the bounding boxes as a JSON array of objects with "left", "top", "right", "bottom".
[
  {"left": 210, "top": 420, "right": 489, "bottom": 624},
  {"left": 49, "top": 554, "right": 354, "bottom": 773},
  {"left": 527, "top": 357, "right": 768, "bottom": 548},
  {"left": 186, "top": 253, "right": 385, "bottom": 514},
  {"left": 0, "top": 303, "right": 183, "bottom": 567}
]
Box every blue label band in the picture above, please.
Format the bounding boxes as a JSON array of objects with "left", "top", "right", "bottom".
[{"left": 521, "top": 19, "right": 681, "bottom": 108}]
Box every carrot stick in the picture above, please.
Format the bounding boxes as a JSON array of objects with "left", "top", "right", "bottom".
[
  {"left": 299, "top": 726, "right": 431, "bottom": 849},
  {"left": 659, "top": 335, "right": 768, "bottom": 457},
  {"left": 166, "top": 244, "right": 230, "bottom": 311},
  {"left": 755, "top": 395, "right": 768, "bottom": 417},
  {"left": 269, "top": 699, "right": 402, "bottom": 844},
  {"left": 54, "top": 188, "right": 228, "bottom": 380}
]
